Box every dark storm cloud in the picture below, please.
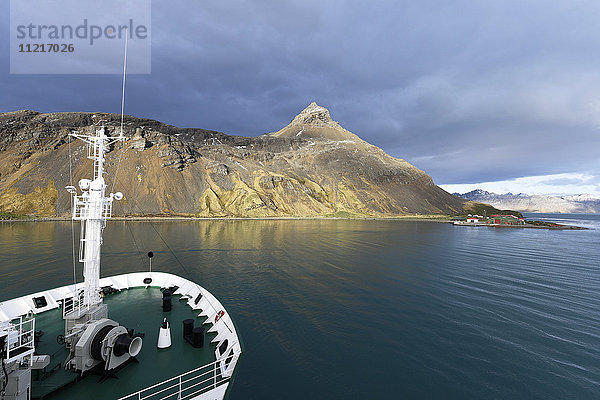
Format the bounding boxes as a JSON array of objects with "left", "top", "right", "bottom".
[{"left": 2, "top": 0, "right": 600, "bottom": 186}]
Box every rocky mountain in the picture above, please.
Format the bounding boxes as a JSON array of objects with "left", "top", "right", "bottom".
[
  {"left": 270, "top": 102, "right": 363, "bottom": 141},
  {"left": 456, "top": 189, "right": 600, "bottom": 213},
  {"left": 0, "top": 103, "right": 468, "bottom": 218}
]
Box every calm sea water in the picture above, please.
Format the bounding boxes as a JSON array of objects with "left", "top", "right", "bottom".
[{"left": 1, "top": 215, "right": 599, "bottom": 399}]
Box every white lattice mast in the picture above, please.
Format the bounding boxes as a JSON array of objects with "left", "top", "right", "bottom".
[
  {"left": 66, "top": 124, "right": 124, "bottom": 310},
  {"left": 64, "top": 29, "right": 128, "bottom": 316}
]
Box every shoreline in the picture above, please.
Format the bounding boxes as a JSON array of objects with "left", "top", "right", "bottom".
[
  {"left": 0, "top": 215, "right": 452, "bottom": 223},
  {"left": 0, "top": 215, "right": 589, "bottom": 229},
  {"left": 451, "top": 222, "right": 588, "bottom": 230}
]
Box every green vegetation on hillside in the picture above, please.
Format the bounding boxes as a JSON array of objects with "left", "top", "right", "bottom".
[
  {"left": 324, "top": 210, "right": 365, "bottom": 218},
  {"left": 0, "top": 109, "right": 467, "bottom": 218},
  {"left": 0, "top": 211, "right": 30, "bottom": 220},
  {"left": 462, "top": 201, "right": 523, "bottom": 219}
]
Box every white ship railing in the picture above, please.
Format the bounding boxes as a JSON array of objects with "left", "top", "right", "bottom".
[
  {"left": 62, "top": 295, "right": 87, "bottom": 319},
  {"left": 1, "top": 315, "right": 35, "bottom": 364},
  {"left": 61, "top": 290, "right": 96, "bottom": 320},
  {"left": 118, "top": 355, "right": 239, "bottom": 400},
  {"left": 73, "top": 196, "right": 113, "bottom": 221}
]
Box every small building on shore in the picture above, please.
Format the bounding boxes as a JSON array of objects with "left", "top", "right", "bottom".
[
  {"left": 466, "top": 214, "right": 484, "bottom": 223},
  {"left": 485, "top": 215, "right": 525, "bottom": 225}
]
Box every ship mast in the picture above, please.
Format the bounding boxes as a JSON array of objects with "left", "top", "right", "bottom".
[
  {"left": 66, "top": 28, "right": 129, "bottom": 313},
  {"left": 66, "top": 125, "right": 124, "bottom": 311},
  {"left": 60, "top": 32, "right": 144, "bottom": 376}
]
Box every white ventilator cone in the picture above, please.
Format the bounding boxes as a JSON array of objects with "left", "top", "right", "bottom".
[{"left": 157, "top": 318, "right": 172, "bottom": 349}]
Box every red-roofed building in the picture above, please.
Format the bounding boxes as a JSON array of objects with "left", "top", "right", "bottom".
[{"left": 485, "top": 215, "right": 525, "bottom": 225}]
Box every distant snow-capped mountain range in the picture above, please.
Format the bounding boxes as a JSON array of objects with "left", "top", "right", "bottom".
[{"left": 455, "top": 190, "right": 600, "bottom": 213}]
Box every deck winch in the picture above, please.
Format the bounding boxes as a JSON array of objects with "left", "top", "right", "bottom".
[{"left": 68, "top": 318, "right": 143, "bottom": 375}]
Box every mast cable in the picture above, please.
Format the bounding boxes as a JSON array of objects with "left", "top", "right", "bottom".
[
  {"left": 147, "top": 157, "right": 196, "bottom": 281},
  {"left": 68, "top": 137, "right": 77, "bottom": 285},
  {"left": 81, "top": 29, "right": 194, "bottom": 282},
  {"left": 119, "top": 30, "right": 128, "bottom": 138},
  {"left": 148, "top": 220, "right": 194, "bottom": 280},
  {"left": 142, "top": 150, "right": 196, "bottom": 280},
  {"left": 125, "top": 221, "right": 147, "bottom": 270},
  {"left": 115, "top": 199, "right": 147, "bottom": 271},
  {"left": 111, "top": 28, "right": 128, "bottom": 194},
  {"left": 112, "top": 167, "right": 196, "bottom": 281}
]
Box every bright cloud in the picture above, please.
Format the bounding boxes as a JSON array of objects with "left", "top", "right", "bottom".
[{"left": 440, "top": 173, "right": 600, "bottom": 197}]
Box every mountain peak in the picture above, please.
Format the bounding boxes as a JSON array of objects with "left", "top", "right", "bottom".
[
  {"left": 292, "top": 102, "right": 334, "bottom": 126},
  {"left": 0, "top": 109, "right": 467, "bottom": 217},
  {"left": 270, "top": 102, "right": 360, "bottom": 141},
  {"left": 294, "top": 101, "right": 332, "bottom": 120}
]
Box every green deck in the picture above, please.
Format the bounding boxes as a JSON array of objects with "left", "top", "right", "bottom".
[{"left": 32, "top": 287, "right": 218, "bottom": 400}]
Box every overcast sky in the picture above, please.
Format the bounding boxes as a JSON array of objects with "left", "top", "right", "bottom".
[{"left": 2, "top": 0, "right": 600, "bottom": 196}]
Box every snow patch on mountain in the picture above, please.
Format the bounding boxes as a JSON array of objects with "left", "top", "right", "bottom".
[{"left": 455, "top": 190, "right": 600, "bottom": 213}]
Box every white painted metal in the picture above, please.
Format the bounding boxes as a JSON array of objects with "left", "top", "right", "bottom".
[
  {"left": 117, "top": 356, "right": 237, "bottom": 400},
  {"left": 31, "top": 355, "right": 50, "bottom": 370},
  {"left": 0, "top": 315, "right": 35, "bottom": 364},
  {"left": 68, "top": 125, "right": 125, "bottom": 313},
  {"left": 157, "top": 318, "right": 172, "bottom": 349},
  {"left": 0, "top": 272, "right": 242, "bottom": 400}
]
